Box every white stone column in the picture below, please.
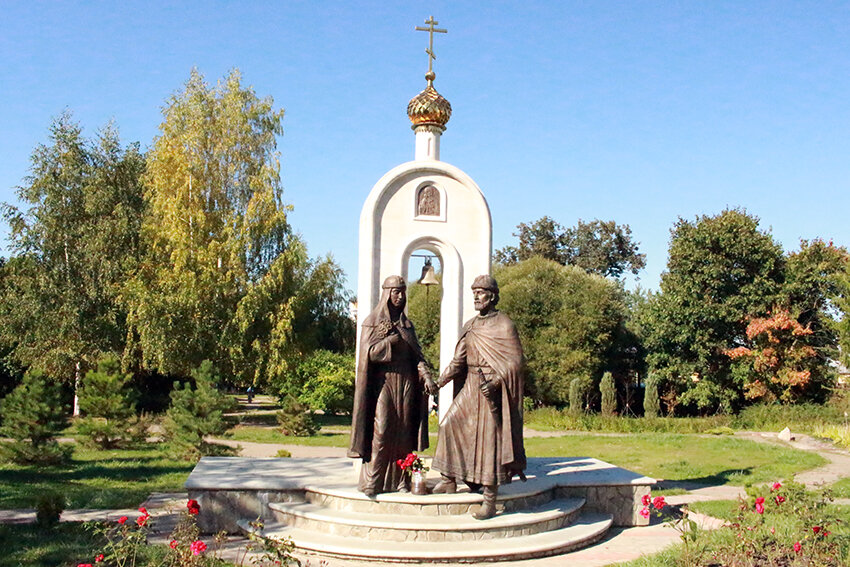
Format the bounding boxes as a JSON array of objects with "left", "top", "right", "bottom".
[{"left": 414, "top": 125, "right": 442, "bottom": 161}]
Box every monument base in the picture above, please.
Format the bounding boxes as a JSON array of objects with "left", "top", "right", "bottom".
[
  {"left": 186, "top": 456, "right": 655, "bottom": 562},
  {"left": 186, "top": 457, "right": 655, "bottom": 562}
]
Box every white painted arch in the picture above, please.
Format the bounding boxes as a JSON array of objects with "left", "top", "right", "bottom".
[{"left": 358, "top": 159, "right": 492, "bottom": 417}]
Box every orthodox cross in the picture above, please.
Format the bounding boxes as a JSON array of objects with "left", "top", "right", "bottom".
[{"left": 415, "top": 16, "right": 447, "bottom": 76}]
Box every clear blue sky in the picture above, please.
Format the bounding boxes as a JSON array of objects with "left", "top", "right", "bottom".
[{"left": 2, "top": 1, "right": 849, "bottom": 292}]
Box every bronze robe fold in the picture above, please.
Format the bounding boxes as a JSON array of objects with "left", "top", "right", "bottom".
[
  {"left": 432, "top": 310, "right": 526, "bottom": 486},
  {"left": 348, "top": 295, "right": 429, "bottom": 493}
]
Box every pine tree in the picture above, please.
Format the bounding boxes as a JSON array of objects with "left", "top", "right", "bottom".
[
  {"left": 162, "top": 360, "right": 236, "bottom": 460},
  {"left": 0, "top": 370, "right": 70, "bottom": 464},
  {"left": 76, "top": 355, "right": 137, "bottom": 448},
  {"left": 644, "top": 372, "right": 660, "bottom": 418},
  {"left": 600, "top": 371, "right": 616, "bottom": 416}
]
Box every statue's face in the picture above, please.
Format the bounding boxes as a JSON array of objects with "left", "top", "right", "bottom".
[
  {"left": 473, "top": 288, "right": 495, "bottom": 313},
  {"left": 389, "top": 287, "right": 406, "bottom": 309}
]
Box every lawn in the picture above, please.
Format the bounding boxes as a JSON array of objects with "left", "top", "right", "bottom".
[
  {"left": 0, "top": 523, "right": 102, "bottom": 567},
  {"left": 832, "top": 477, "right": 850, "bottom": 498},
  {"left": 0, "top": 446, "right": 194, "bottom": 509},
  {"left": 224, "top": 425, "right": 351, "bottom": 447},
  {"left": 523, "top": 434, "right": 827, "bottom": 486},
  {"left": 226, "top": 424, "right": 826, "bottom": 487}
]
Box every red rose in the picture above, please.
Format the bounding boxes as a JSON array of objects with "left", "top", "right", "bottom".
[
  {"left": 117, "top": 516, "right": 128, "bottom": 525},
  {"left": 190, "top": 540, "right": 207, "bottom": 555},
  {"left": 641, "top": 494, "right": 651, "bottom": 506},
  {"left": 652, "top": 496, "right": 665, "bottom": 510},
  {"left": 95, "top": 555, "right": 104, "bottom": 563},
  {"left": 639, "top": 507, "right": 650, "bottom": 518},
  {"left": 774, "top": 495, "right": 785, "bottom": 504},
  {"left": 793, "top": 541, "right": 802, "bottom": 553},
  {"left": 812, "top": 526, "right": 821, "bottom": 534},
  {"left": 187, "top": 499, "right": 200, "bottom": 515},
  {"left": 771, "top": 482, "right": 781, "bottom": 491},
  {"left": 170, "top": 540, "right": 178, "bottom": 549}
]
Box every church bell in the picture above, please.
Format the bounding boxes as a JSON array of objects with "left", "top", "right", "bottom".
[{"left": 418, "top": 257, "right": 439, "bottom": 286}]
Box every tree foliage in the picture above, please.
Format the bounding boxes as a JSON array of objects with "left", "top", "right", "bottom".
[
  {"left": 495, "top": 217, "right": 646, "bottom": 278},
  {"left": 124, "top": 69, "right": 352, "bottom": 384},
  {"left": 0, "top": 370, "right": 70, "bottom": 464},
  {"left": 495, "top": 257, "right": 627, "bottom": 406},
  {"left": 640, "top": 209, "right": 785, "bottom": 412},
  {"left": 726, "top": 309, "right": 824, "bottom": 403},
  {"left": 0, "top": 114, "right": 145, "bottom": 395},
  {"left": 406, "top": 279, "right": 441, "bottom": 370},
  {"left": 289, "top": 350, "right": 355, "bottom": 415}
]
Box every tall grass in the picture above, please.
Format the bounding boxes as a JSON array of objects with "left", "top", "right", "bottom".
[{"left": 526, "top": 401, "right": 850, "bottom": 435}]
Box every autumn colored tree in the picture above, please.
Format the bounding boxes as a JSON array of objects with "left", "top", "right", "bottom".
[
  {"left": 726, "top": 309, "right": 822, "bottom": 403},
  {"left": 640, "top": 209, "right": 785, "bottom": 413}
]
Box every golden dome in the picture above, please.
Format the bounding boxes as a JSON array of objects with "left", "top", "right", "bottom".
[{"left": 407, "top": 74, "right": 452, "bottom": 129}]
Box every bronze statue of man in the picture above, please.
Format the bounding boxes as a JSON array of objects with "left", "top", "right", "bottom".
[
  {"left": 431, "top": 275, "right": 527, "bottom": 519},
  {"left": 348, "top": 275, "right": 438, "bottom": 497}
]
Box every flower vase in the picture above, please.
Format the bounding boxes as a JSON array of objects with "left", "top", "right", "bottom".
[{"left": 411, "top": 470, "right": 429, "bottom": 495}]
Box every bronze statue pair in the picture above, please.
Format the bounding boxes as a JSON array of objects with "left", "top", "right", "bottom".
[{"left": 347, "top": 274, "right": 526, "bottom": 520}]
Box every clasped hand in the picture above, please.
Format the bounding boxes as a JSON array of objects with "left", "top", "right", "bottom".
[{"left": 479, "top": 379, "right": 498, "bottom": 398}]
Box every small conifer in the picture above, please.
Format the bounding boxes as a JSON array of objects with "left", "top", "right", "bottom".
[
  {"left": 644, "top": 372, "right": 661, "bottom": 418},
  {"left": 569, "top": 377, "right": 584, "bottom": 415},
  {"left": 600, "top": 372, "right": 617, "bottom": 416},
  {"left": 162, "top": 360, "right": 236, "bottom": 460},
  {"left": 276, "top": 395, "right": 318, "bottom": 437},
  {"left": 77, "top": 355, "right": 137, "bottom": 448},
  {"left": 0, "top": 370, "right": 70, "bottom": 464}
]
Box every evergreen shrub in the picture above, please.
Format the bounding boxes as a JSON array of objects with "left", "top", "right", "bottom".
[
  {"left": 76, "top": 355, "right": 140, "bottom": 449},
  {"left": 569, "top": 377, "right": 585, "bottom": 414},
  {"left": 162, "top": 360, "right": 236, "bottom": 460},
  {"left": 0, "top": 370, "right": 70, "bottom": 465},
  {"left": 644, "top": 372, "right": 661, "bottom": 418},
  {"left": 276, "top": 395, "right": 318, "bottom": 437},
  {"left": 600, "top": 371, "right": 617, "bottom": 416},
  {"left": 35, "top": 491, "right": 65, "bottom": 527}
]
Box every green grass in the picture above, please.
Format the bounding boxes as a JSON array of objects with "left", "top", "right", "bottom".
[
  {"left": 0, "top": 446, "right": 194, "bottom": 509},
  {"left": 225, "top": 425, "right": 351, "bottom": 447},
  {"left": 0, "top": 523, "right": 101, "bottom": 567},
  {"left": 523, "top": 433, "right": 827, "bottom": 485},
  {"left": 526, "top": 401, "right": 850, "bottom": 435},
  {"left": 831, "top": 478, "right": 850, "bottom": 499}
]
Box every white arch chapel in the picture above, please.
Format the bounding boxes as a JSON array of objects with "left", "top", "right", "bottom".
[{"left": 357, "top": 35, "right": 492, "bottom": 418}]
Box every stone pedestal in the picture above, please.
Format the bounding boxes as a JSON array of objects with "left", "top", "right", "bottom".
[{"left": 186, "top": 456, "right": 654, "bottom": 562}]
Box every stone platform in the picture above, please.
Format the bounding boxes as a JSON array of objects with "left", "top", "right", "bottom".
[{"left": 186, "top": 457, "right": 654, "bottom": 562}]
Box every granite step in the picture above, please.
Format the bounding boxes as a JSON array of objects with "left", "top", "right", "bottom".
[
  {"left": 240, "top": 511, "right": 613, "bottom": 562},
  {"left": 268, "top": 497, "right": 585, "bottom": 541},
  {"left": 303, "top": 483, "right": 554, "bottom": 516}
]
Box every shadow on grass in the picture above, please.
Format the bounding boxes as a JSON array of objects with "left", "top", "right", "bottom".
[{"left": 657, "top": 467, "right": 755, "bottom": 490}]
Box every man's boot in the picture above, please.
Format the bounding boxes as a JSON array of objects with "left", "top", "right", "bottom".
[
  {"left": 432, "top": 474, "right": 457, "bottom": 494},
  {"left": 472, "top": 485, "right": 497, "bottom": 520}
]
